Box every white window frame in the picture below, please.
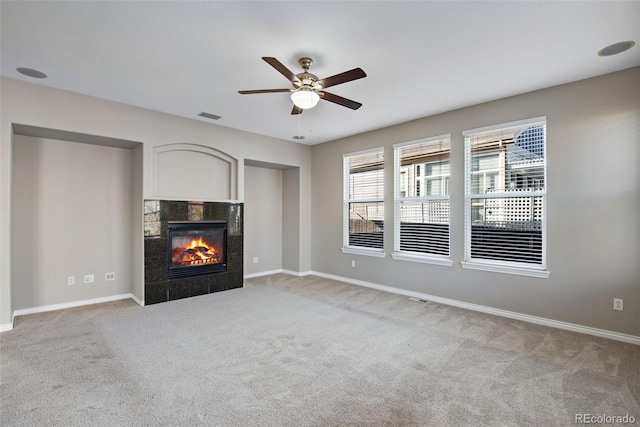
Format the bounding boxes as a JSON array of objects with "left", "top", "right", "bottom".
[
  {"left": 342, "top": 147, "right": 386, "bottom": 258},
  {"left": 462, "top": 117, "right": 549, "bottom": 278},
  {"left": 392, "top": 135, "right": 452, "bottom": 266}
]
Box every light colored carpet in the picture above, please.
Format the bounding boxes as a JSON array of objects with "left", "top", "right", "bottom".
[{"left": 1, "top": 273, "right": 638, "bottom": 426}]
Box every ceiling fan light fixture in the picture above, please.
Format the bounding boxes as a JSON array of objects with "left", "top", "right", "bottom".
[{"left": 291, "top": 89, "right": 320, "bottom": 109}]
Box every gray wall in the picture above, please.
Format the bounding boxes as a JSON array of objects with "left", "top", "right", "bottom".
[
  {"left": 311, "top": 68, "right": 640, "bottom": 336},
  {"left": 244, "top": 165, "right": 283, "bottom": 275},
  {"left": 1, "top": 77, "right": 312, "bottom": 326},
  {"left": 131, "top": 144, "right": 144, "bottom": 303},
  {"left": 282, "top": 167, "right": 301, "bottom": 273},
  {"left": 12, "top": 136, "right": 135, "bottom": 309}
]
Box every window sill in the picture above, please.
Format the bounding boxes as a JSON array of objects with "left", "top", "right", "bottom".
[
  {"left": 461, "top": 261, "right": 550, "bottom": 278},
  {"left": 391, "top": 252, "right": 453, "bottom": 267},
  {"left": 341, "top": 247, "right": 386, "bottom": 258}
]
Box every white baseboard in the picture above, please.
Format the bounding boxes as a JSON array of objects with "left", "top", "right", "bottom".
[
  {"left": 0, "top": 322, "right": 13, "bottom": 332},
  {"left": 310, "top": 271, "right": 640, "bottom": 346},
  {"left": 12, "top": 293, "right": 139, "bottom": 318},
  {"left": 244, "top": 269, "right": 313, "bottom": 280},
  {"left": 244, "top": 269, "right": 284, "bottom": 279},
  {"left": 282, "top": 269, "right": 313, "bottom": 277},
  {"left": 130, "top": 293, "right": 145, "bottom": 307}
]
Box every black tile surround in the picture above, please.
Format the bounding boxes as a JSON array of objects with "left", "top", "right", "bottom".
[{"left": 144, "top": 200, "right": 243, "bottom": 305}]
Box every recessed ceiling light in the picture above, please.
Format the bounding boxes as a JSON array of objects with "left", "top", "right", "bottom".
[
  {"left": 598, "top": 41, "right": 635, "bottom": 57},
  {"left": 16, "top": 67, "right": 47, "bottom": 78}
]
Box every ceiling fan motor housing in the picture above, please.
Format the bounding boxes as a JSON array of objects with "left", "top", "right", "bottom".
[
  {"left": 294, "top": 58, "right": 321, "bottom": 90},
  {"left": 294, "top": 73, "right": 321, "bottom": 89}
]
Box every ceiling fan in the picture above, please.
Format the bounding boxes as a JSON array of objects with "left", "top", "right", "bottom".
[{"left": 238, "top": 57, "right": 366, "bottom": 115}]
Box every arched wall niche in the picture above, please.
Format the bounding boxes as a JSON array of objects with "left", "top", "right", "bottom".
[{"left": 153, "top": 144, "right": 238, "bottom": 201}]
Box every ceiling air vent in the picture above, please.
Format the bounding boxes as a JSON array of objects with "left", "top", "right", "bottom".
[{"left": 198, "top": 112, "right": 222, "bottom": 120}]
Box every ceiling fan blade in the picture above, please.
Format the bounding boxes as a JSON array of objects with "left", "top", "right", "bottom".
[
  {"left": 262, "top": 57, "right": 300, "bottom": 84},
  {"left": 291, "top": 105, "right": 303, "bottom": 115},
  {"left": 318, "top": 68, "right": 366, "bottom": 89},
  {"left": 320, "top": 91, "right": 362, "bottom": 110},
  {"left": 238, "top": 89, "right": 292, "bottom": 94}
]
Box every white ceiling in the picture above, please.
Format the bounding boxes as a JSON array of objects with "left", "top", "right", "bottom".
[{"left": 1, "top": 1, "right": 639, "bottom": 145}]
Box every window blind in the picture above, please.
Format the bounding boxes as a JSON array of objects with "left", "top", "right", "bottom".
[
  {"left": 394, "top": 136, "right": 450, "bottom": 257},
  {"left": 464, "top": 119, "right": 546, "bottom": 267},
  {"left": 343, "top": 149, "right": 384, "bottom": 250}
]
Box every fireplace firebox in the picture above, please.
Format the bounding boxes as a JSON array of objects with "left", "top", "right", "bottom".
[{"left": 167, "top": 221, "right": 227, "bottom": 279}]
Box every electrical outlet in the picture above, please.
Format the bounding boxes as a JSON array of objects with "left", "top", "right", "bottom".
[
  {"left": 105, "top": 272, "right": 116, "bottom": 281},
  {"left": 351, "top": 260, "right": 356, "bottom": 268},
  {"left": 252, "top": 257, "right": 259, "bottom": 264},
  {"left": 67, "top": 276, "right": 75, "bottom": 286},
  {"left": 613, "top": 298, "right": 624, "bottom": 311},
  {"left": 84, "top": 274, "right": 95, "bottom": 284}
]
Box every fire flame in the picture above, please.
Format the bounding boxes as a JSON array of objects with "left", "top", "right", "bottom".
[{"left": 172, "top": 237, "right": 221, "bottom": 266}]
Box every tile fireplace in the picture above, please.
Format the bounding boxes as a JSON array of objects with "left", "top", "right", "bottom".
[{"left": 144, "top": 200, "right": 243, "bottom": 305}]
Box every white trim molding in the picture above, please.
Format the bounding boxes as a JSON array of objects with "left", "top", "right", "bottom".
[
  {"left": 244, "top": 269, "right": 286, "bottom": 279},
  {"left": 12, "top": 294, "right": 139, "bottom": 318},
  {"left": 461, "top": 261, "right": 550, "bottom": 278},
  {"left": 282, "top": 269, "right": 313, "bottom": 277},
  {"left": 309, "top": 271, "right": 639, "bottom": 345},
  {"left": 130, "top": 293, "right": 145, "bottom": 307},
  {"left": 1, "top": 322, "right": 14, "bottom": 332},
  {"left": 341, "top": 247, "right": 386, "bottom": 258},
  {"left": 392, "top": 252, "right": 453, "bottom": 267},
  {"left": 462, "top": 116, "right": 547, "bottom": 136},
  {"left": 244, "top": 269, "right": 313, "bottom": 280}
]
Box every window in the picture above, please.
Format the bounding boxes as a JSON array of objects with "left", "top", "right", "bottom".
[
  {"left": 463, "top": 117, "right": 549, "bottom": 278},
  {"left": 342, "top": 148, "right": 385, "bottom": 257},
  {"left": 392, "top": 135, "right": 452, "bottom": 265}
]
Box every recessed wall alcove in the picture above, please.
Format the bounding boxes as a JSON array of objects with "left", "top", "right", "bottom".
[
  {"left": 153, "top": 144, "right": 238, "bottom": 201},
  {"left": 10, "top": 124, "right": 145, "bottom": 310}
]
